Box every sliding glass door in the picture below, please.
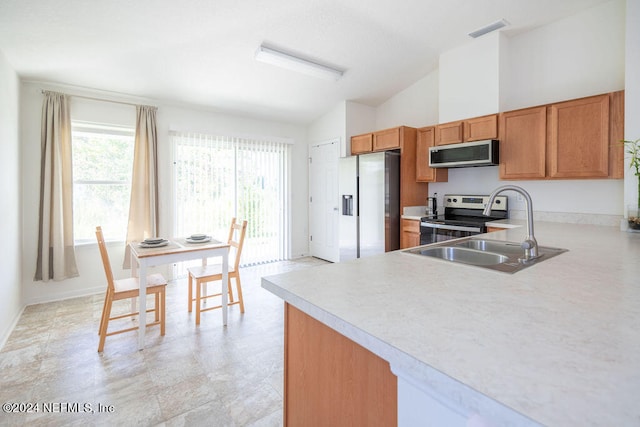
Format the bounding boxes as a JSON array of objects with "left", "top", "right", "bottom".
[{"left": 172, "top": 132, "right": 289, "bottom": 271}]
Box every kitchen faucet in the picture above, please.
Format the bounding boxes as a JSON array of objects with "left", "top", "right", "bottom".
[{"left": 484, "top": 185, "right": 539, "bottom": 261}]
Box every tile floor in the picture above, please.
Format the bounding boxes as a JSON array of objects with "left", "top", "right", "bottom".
[{"left": 0, "top": 257, "right": 328, "bottom": 427}]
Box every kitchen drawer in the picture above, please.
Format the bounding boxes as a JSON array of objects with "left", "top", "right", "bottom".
[
  {"left": 401, "top": 219, "right": 421, "bottom": 249},
  {"left": 402, "top": 219, "right": 421, "bottom": 233}
]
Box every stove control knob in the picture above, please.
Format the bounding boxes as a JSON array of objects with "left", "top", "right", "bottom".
[
  {"left": 453, "top": 198, "right": 458, "bottom": 203},
  {"left": 495, "top": 200, "right": 501, "bottom": 204},
  {"left": 447, "top": 197, "right": 452, "bottom": 203}
]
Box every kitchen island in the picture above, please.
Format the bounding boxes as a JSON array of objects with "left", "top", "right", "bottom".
[{"left": 262, "top": 221, "right": 640, "bottom": 426}]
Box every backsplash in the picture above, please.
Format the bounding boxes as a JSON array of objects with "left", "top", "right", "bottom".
[
  {"left": 509, "top": 209, "right": 622, "bottom": 227},
  {"left": 402, "top": 206, "right": 428, "bottom": 217}
]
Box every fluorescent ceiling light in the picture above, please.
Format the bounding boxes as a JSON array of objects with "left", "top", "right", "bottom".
[
  {"left": 468, "top": 19, "right": 510, "bottom": 38},
  {"left": 255, "top": 45, "right": 344, "bottom": 81}
]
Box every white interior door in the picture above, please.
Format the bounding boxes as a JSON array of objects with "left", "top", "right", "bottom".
[{"left": 309, "top": 141, "right": 339, "bottom": 262}]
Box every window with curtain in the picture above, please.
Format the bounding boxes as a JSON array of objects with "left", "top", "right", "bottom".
[
  {"left": 172, "top": 132, "right": 289, "bottom": 270},
  {"left": 71, "top": 122, "right": 135, "bottom": 244}
]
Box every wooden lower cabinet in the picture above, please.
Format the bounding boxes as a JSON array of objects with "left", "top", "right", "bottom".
[
  {"left": 284, "top": 304, "right": 397, "bottom": 426},
  {"left": 401, "top": 219, "right": 421, "bottom": 249}
]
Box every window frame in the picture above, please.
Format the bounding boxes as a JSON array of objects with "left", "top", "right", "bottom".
[
  {"left": 71, "top": 121, "right": 135, "bottom": 246},
  {"left": 170, "top": 131, "right": 290, "bottom": 272}
]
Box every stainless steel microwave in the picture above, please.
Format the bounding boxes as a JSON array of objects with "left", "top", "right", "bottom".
[{"left": 429, "top": 139, "right": 499, "bottom": 168}]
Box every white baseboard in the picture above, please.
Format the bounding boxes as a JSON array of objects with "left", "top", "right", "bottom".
[
  {"left": 24, "top": 286, "right": 105, "bottom": 306},
  {"left": 0, "top": 304, "right": 26, "bottom": 351},
  {"left": 289, "top": 253, "right": 310, "bottom": 260}
]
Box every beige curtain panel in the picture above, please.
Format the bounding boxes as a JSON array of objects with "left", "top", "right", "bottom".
[
  {"left": 35, "top": 91, "right": 79, "bottom": 281},
  {"left": 123, "top": 105, "right": 159, "bottom": 268}
]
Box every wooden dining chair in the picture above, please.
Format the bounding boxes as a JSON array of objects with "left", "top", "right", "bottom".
[
  {"left": 96, "top": 226, "right": 167, "bottom": 352},
  {"left": 187, "top": 218, "right": 248, "bottom": 325}
]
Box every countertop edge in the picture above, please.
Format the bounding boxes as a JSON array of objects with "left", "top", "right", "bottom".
[
  {"left": 260, "top": 276, "right": 539, "bottom": 426},
  {"left": 485, "top": 219, "right": 525, "bottom": 229},
  {"left": 261, "top": 222, "right": 640, "bottom": 426},
  {"left": 401, "top": 215, "right": 423, "bottom": 221}
]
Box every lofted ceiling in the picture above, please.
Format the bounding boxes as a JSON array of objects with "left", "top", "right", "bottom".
[{"left": 0, "top": 0, "right": 611, "bottom": 124}]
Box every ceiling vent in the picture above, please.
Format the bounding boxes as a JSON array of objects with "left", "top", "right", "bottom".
[{"left": 468, "top": 19, "right": 510, "bottom": 38}]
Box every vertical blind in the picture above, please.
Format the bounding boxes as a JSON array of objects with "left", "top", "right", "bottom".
[{"left": 172, "top": 132, "right": 289, "bottom": 273}]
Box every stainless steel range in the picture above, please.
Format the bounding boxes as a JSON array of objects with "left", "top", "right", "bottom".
[{"left": 420, "top": 194, "right": 508, "bottom": 245}]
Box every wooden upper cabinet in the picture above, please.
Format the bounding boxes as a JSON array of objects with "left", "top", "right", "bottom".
[
  {"left": 351, "top": 126, "right": 426, "bottom": 209},
  {"left": 416, "top": 127, "right": 448, "bottom": 183},
  {"left": 351, "top": 92, "right": 622, "bottom": 181},
  {"left": 397, "top": 126, "right": 429, "bottom": 209},
  {"left": 499, "top": 106, "right": 547, "bottom": 180},
  {"left": 351, "top": 127, "right": 403, "bottom": 155},
  {"left": 373, "top": 127, "right": 401, "bottom": 151},
  {"left": 608, "top": 91, "right": 625, "bottom": 179},
  {"left": 465, "top": 114, "right": 498, "bottom": 141},
  {"left": 499, "top": 91, "right": 623, "bottom": 181},
  {"left": 351, "top": 133, "right": 373, "bottom": 155},
  {"left": 435, "top": 120, "right": 463, "bottom": 145},
  {"left": 548, "top": 94, "right": 609, "bottom": 178},
  {"left": 435, "top": 114, "right": 498, "bottom": 145}
]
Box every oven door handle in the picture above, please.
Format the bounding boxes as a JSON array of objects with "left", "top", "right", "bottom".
[{"left": 420, "top": 222, "right": 482, "bottom": 233}]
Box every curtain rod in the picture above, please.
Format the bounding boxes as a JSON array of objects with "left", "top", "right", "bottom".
[{"left": 41, "top": 90, "right": 155, "bottom": 108}]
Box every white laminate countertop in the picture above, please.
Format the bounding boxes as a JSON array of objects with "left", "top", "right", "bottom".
[
  {"left": 401, "top": 215, "right": 423, "bottom": 220},
  {"left": 402, "top": 205, "right": 428, "bottom": 220},
  {"left": 262, "top": 221, "right": 640, "bottom": 426}
]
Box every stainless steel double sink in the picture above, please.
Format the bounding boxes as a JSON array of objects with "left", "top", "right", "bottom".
[{"left": 404, "top": 238, "right": 568, "bottom": 274}]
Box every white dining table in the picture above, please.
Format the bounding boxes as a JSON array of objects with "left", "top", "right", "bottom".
[{"left": 129, "top": 237, "right": 230, "bottom": 350}]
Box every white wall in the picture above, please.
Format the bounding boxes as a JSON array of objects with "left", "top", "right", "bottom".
[
  {"left": 439, "top": 32, "right": 502, "bottom": 122},
  {"left": 306, "top": 100, "right": 377, "bottom": 157},
  {"left": 505, "top": 0, "right": 625, "bottom": 111},
  {"left": 624, "top": 0, "right": 640, "bottom": 212},
  {"left": 427, "top": 0, "right": 626, "bottom": 219},
  {"left": 307, "top": 101, "right": 346, "bottom": 151},
  {"left": 375, "top": 71, "right": 439, "bottom": 129},
  {"left": 346, "top": 101, "right": 376, "bottom": 152},
  {"left": 0, "top": 51, "right": 22, "bottom": 347},
  {"left": 20, "top": 81, "right": 308, "bottom": 305}
]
